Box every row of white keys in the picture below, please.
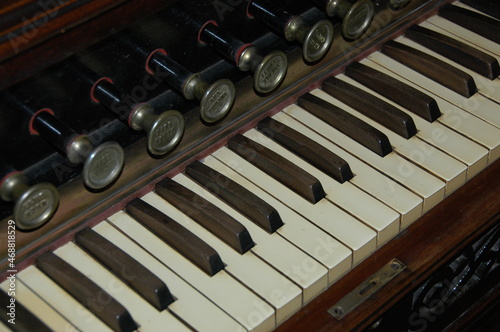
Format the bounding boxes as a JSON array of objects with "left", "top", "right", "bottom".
[
  {"left": 164, "top": 175, "right": 328, "bottom": 303},
  {"left": 426, "top": 15, "right": 500, "bottom": 57},
  {"left": 52, "top": 242, "right": 191, "bottom": 332},
  {"left": 93, "top": 221, "right": 245, "bottom": 332},
  {"left": 244, "top": 128, "right": 400, "bottom": 245},
  {"left": 107, "top": 210, "right": 275, "bottom": 332},
  {"left": 270, "top": 111, "right": 423, "bottom": 229},
  {"left": 394, "top": 35, "right": 500, "bottom": 106},
  {"left": 417, "top": 20, "right": 500, "bottom": 63},
  {"left": 17, "top": 266, "right": 112, "bottom": 332},
  {"left": 0, "top": 279, "right": 78, "bottom": 331},
  {"left": 141, "top": 187, "right": 306, "bottom": 324},
  {"left": 212, "top": 146, "right": 377, "bottom": 264},
  {"left": 310, "top": 87, "right": 467, "bottom": 195},
  {"left": 200, "top": 155, "right": 353, "bottom": 283},
  {"left": 283, "top": 104, "right": 446, "bottom": 213},
  {"left": 367, "top": 52, "right": 500, "bottom": 163},
  {"left": 338, "top": 68, "right": 489, "bottom": 179}
]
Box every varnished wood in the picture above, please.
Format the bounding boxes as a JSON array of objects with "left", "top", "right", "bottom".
[
  {"left": 125, "top": 197, "right": 225, "bottom": 276},
  {"left": 345, "top": 61, "right": 442, "bottom": 122},
  {"left": 257, "top": 117, "right": 353, "bottom": 183},
  {"left": 36, "top": 251, "right": 137, "bottom": 332},
  {"left": 275, "top": 159, "right": 500, "bottom": 332},
  {"left": 75, "top": 227, "right": 175, "bottom": 310},
  {"left": 297, "top": 93, "right": 393, "bottom": 157},
  {"left": 382, "top": 40, "right": 478, "bottom": 98},
  {"left": 406, "top": 25, "right": 500, "bottom": 79},
  {"left": 186, "top": 161, "right": 284, "bottom": 233},
  {"left": 155, "top": 178, "right": 255, "bottom": 254},
  {"left": 228, "top": 134, "right": 326, "bottom": 204},
  {"left": 439, "top": 4, "right": 500, "bottom": 44},
  {"left": 322, "top": 76, "right": 418, "bottom": 138}
]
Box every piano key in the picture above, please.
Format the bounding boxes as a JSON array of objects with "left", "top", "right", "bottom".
[
  {"left": 141, "top": 189, "right": 304, "bottom": 323},
  {"left": 438, "top": 4, "right": 500, "bottom": 44},
  {"left": 321, "top": 76, "right": 418, "bottom": 138},
  {"left": 243, "top": 128, "right": 401, "bottom": 245},
  {"left": 186, "top": 160, "right": 285, "bottom": 233},
  {"left": 270, "top": 111, "right": 423, "bottom": 229},
  {"left": 395, "top": 36, "right": 500, "bottom": 106},
  {"left": 418, "top": 20, "right": 500, "bottom": 63},
  {"left": 0, "top": 288, "right": 51, "bottom": 332},
  {"left": 170, "top": 175, "right": 329, "bottom": 302},
  {"left": 107, "top": 211, "right": 275, "bottom": 332},
  {"left": 92, "top": 221, "right": 246, "bottom": 332},
  {"left": 200, "top": 155, "right": 353, "bottom": 283},
  {"left": 74, "top": 227, "right": 174, "bottom": 310},
  {"left": 213, "top": 146, "right": 377, "bottom": 264},
  {"left": 366, "top": 52, "right": 500, "bottom": 163},
  {"left": 283, "top": 104, "right": 446, "bottom": 212},
  {"left": 297, "top": 93, "right": 393, "bottom": 157},
  {"left": 426, "top": 15, "right": 500, "bottom": 57},
  {"left": 54, "top": 242, "right": 192, "bottom": 332},
  {"left": 35, "top": 251, "right": 137, "bottom": 332},
  {"left": 155, "top": 177, "right": 254, "bottom": 254},
  {"left": 228, "top": 134, "right": 326, "bottom": 203},
  {"left": 340, "top": 65, "right": 489, "bottom": 179},
  {"left": 257, "top": 117, "right": 353, "bottom": 183},
  {"left": 459, "top": 0, "right": 500, "bottom": 20},
  {"left": 344, "top": 61, "right": 442, "bottom": 122},
  {"left": 405, "top": 24, "right": 499, "bottom": 80},
  {"left": 125, "top": 198, "right": 224, "bottom": 276},
  {"left": 313, "top": 86, "right": 467, "bottom": 195},
  {"left": 381, "top": 40, "right": 477, "bottom": 98},
  {"left": 0, "top": 279, "right": 77, "bottom": 331},
  {"left": 18, "top": 266, "right": 113, "bottom": 332}
]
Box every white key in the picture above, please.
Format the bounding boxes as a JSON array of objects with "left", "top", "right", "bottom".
[
  {"left": 244, "top": 128, "right": 400, "bottom": 245},
  {"left": 0, "top": 320, "right": 11, "bottom": 332},
  {"left": 107, "top": 211, "right": 275, "bottom": 332},
  {"left": 426, "top": 15, "right": 500, "bottom": 56},
  {"left": 53, "top": 242, "right": 191, "bottom": 332},
  {"left": 202, "top": 155, "right": 353, "bottom": 284},
  {"left": 93, "top": 221, "right": 245, "bottom": 332},
  {"left": 141, "top": 188, "right": 303, "bottom": 323},
  {"left": 367, "top": 52, "right": 500, "bottom": 164},
  {"left": 213, "top": 146, "right": 377, "bottom": 264},
  {"left": 418, "top": 21, "right": 500, "bottom": 67},
  {"left": 0, "top": 279, "right": 77, "bottom": 331},
  {"left": 271, "top": 111, "right": 423, "bottom": 229},
  {"left": 395, "top": 36, "right": 500, "bottom": 106},
  {"left": 340, "top": 64, "right": 489, "bottom": 180},
  {"left": 311, "top": 87, "right": 467, "bottom": 195},
  {"left": 283, "top": 104, "right": 446, "bottom": 212},
  {"left": 18, "top": 266, "right": 112, "bottom": 332}
]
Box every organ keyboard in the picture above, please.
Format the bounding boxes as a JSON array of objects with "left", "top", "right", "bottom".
[{"left": 0, "top": 0, "right": 499, "bottom": 331}]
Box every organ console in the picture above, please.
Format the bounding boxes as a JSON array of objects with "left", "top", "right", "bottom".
[{"left": 0, "top": 0, "right": 499, "bottom": 331}]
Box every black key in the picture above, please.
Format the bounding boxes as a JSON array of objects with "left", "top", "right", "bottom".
[
  {"left": 439, "top": 4, "right": 500, "bottom": 44},
  {"left": 382, "top": 40, "right": 478, "bottom": 98},
  {"left": 155, "top": 178, "right": 255, "bottom": 254},
  {"left": 460, "top": 0, "right": 500, "bottom": 20},
  {"left": 0, "top": 289, "right": 51, "bottom": 332},
  {"left": 345, "top": 62, "right": 442, "bottom": 122},
  {"left": 406, "top": 25, "right": 500, "bottom": 80},
  {"left": 186, "top": 161, "right": 284, "bottom": 233},
  {"left": 257, "top": 117, "right": 353, "bottom": 183},
  {"left": 125, "top": 198, "right": 225, "bottom": 276},
  {"left": 322, "top": 76, "right": 418, "bottom": 138},
  {"left": 75, "top": 227, "right": 175, "bottom": 310},
  {"left": 228, "top": 134, "right": 326, "bottom": 204},
  {"left": 36, "top": 251, "right": 137, "bottom": 332},
  {"left": 297, "top": 93, "right": 392, "bottom": 157}
]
